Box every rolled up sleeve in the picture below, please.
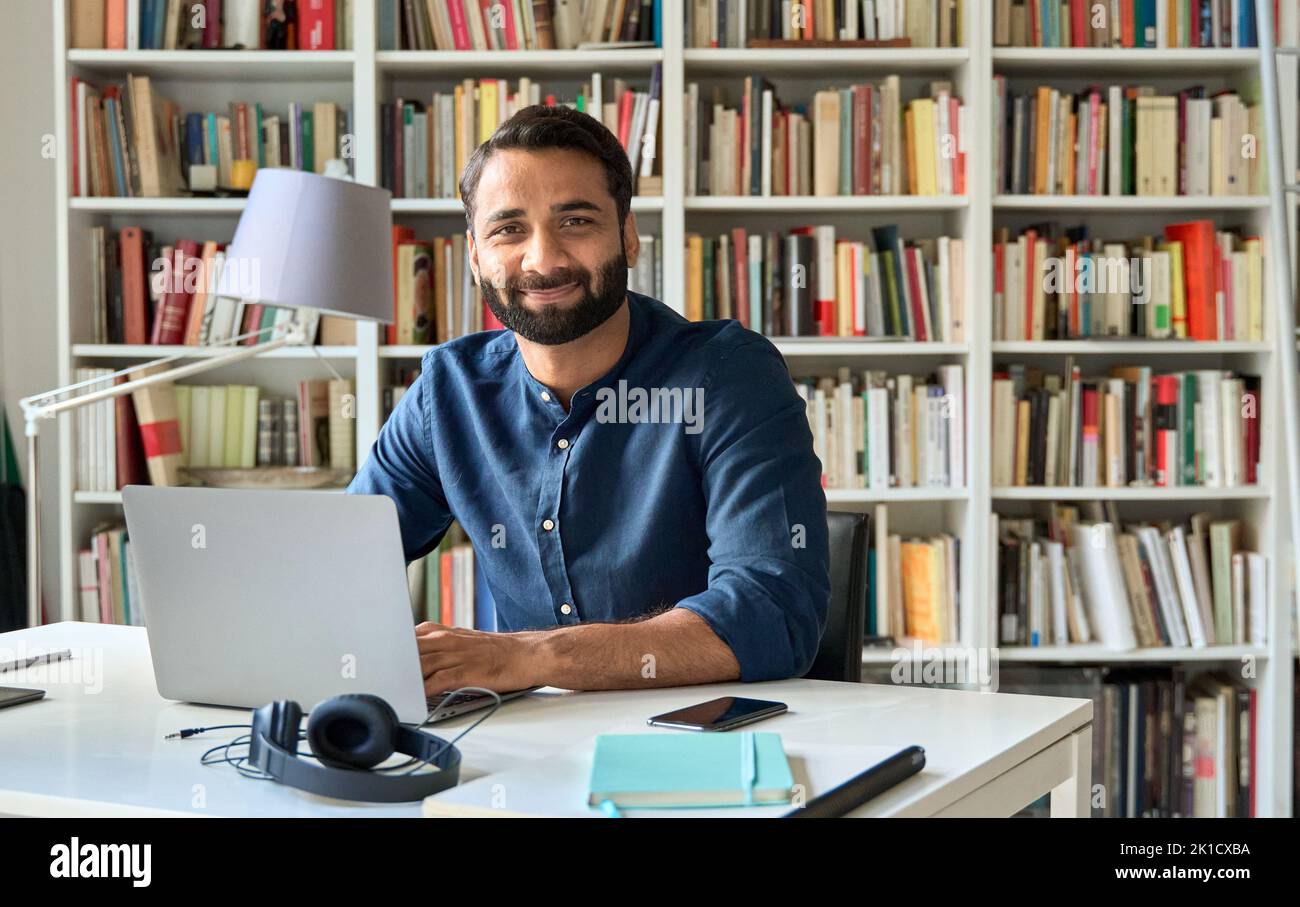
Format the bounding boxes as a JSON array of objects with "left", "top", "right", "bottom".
[
  {"left": 346, "top": 367, "right": 454, "bottom": 563},
  {"left": 674, "top": 337, "right": 830, "bottom": 681}
]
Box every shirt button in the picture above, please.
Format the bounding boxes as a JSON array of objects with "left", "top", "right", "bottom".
[
  {"left": 541, "top": 392, "right": 551, "bottom": 402},
  {"left": 542, "top": 518, "right": 555, "bottom": 531},
  {"left": 560, "top": 603, "right": 572, "bottom": 616},
  {"left": 556, "top": 438, "right": 569, "bottom": 450}
]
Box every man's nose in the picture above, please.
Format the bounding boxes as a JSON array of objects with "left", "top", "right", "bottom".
[{"left": 520, "top": 227, "right": 571, "bottom": 276}]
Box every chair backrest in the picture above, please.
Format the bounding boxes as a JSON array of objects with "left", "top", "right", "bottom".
[{"left": 804, "top": 511, "right": 869, "bottom": 683}]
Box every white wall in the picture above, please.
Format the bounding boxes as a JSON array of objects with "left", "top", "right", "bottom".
[{"left": 0, "top": 0, "right": 60, "bottom": 614}]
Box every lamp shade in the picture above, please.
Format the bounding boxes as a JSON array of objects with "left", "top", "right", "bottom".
[{"left": 216, "top": 169, "right": 394, "bottom": 324}]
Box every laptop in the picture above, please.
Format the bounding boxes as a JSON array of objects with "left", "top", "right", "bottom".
[{"left": 121, "top": 486, "right": 532, "bottom": 725}]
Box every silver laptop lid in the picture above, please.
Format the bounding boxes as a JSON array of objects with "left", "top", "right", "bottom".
[{"left": 121, "top": 486, "right": 428, "bottom": 723}]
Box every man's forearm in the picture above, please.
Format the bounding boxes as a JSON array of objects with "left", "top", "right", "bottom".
[{"left": 524, "top": 607, "right": 741, "bottom": 690}]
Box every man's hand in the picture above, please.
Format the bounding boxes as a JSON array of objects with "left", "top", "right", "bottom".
[{"left": 415, "top": 622, "right": 543, "bottom": 696}]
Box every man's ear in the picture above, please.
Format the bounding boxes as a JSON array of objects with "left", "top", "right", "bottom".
[
  {"left": 466, "top": 227, "right": 480, "bottom": 286},
  {"left": 623, "top": 211, "right": 639, "bottom": 270}
]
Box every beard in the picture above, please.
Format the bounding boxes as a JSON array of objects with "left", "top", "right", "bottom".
[{"left": 480, "top": 247, "right": 628, "bottom": 346}]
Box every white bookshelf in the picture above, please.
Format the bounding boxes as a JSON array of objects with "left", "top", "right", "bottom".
[{"left": 49, "top": 0, "right": 1297, "bottom": 815}]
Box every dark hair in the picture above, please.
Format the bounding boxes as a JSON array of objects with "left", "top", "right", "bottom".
[{"left": 458, "top": 104, "right": 634, "bottom": 236}]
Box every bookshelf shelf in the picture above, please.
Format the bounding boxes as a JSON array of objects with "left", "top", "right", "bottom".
[
  {"left": 991, "top": 340, "right": 1273, "bottom": 354},
  {"left": 375, "top": 49, "right": 664, "bottom": 72},
  {"left": 825, "top": 488, "right": 967, "bottom": 504},
  {"left": 683, "top": 47, "right": 969, "bottom": 73},
  {"left": 993, "top": 195, "right": 1269, "bottom": 211},
  {"left": 774, "top": 340, "right": 968, "bottom": 357},
  {"left": 992, "top": 486, "right": 1271, "bottom": 501},
  {"left": 996, "top": 644, "right": 1270, "bottom": 663},
  {"left": 68, "top": 197, "right": 250, "bottom": 213},
  {"left": 66, "top": 49, "right": 357, "bottom": 80},
  {"left": 49, "top": 0, "right": 1298, "bottom": 815},
  {"left": 991, "top": 48, "right": 1261, "bottom": 72},
  {"left": 685, "top": 195, "right": 967, "bottom": 212},
  {"left": 71, "top": 344, "right": 359, "bottom": 359}
]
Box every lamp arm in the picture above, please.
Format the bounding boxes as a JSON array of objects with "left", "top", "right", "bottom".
[
  {"left": 19, "top": 320, "right": 305, "bottom": 629},
  {"left": 19, "top": 327, "right": 304, "bottom": 429}
]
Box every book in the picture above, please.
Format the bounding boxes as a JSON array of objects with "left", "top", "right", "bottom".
[{"left": 587, "top": 732, "right": 794, "bottom": 808}]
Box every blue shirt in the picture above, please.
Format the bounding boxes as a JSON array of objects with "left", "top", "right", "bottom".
[{"left": 347, "top": 291, "right": 829, "bottom": 682}]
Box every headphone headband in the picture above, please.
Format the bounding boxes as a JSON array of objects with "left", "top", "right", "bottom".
[{"left": 248, "top": 696, "right": 461, "bottom": 803}]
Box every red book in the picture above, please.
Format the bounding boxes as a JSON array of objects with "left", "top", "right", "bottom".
[
  {"left": 1153, "top": 374, "right": 1180, "bottom": 486},
  {"left": 902, "top": 246, "right": 929, "bottom": 342},
  {"left": 113, "top": 376, "right": 148, "bottom": 489},
  {"left": 500, "top": 0, "right": 519, "bottom": 49},
  {"left": 439, "top": 551, "right": 454, "bottom": 625},
  {"left": 150, "top": 239, "right": 199, "bottom": 345},
  {"left": 617, "top": 91, "right": 635, "bottom": 150},
  {"left": 483, "top": 302, "right": 504, "bottom": 331},
  {"left": 1070, "top": 0, "right": 1086, "bottom": 47},
  {"left": 240, "top": 304, "right": 264, "bottom": 344},
  {"left": 1164, "top": 220, "right": 1217, "bottom": 340},
  {"left": 1121, "top": 0, "right": 1135, "bottom": 47},
  {"left": 118, "top": 227, "right": 149, "bottom": 344},
  {"left": 203, "top": 0, "right": 222, "bottom": 48},
  {"left": 1023, "top": 228, "right": 1038, "bottom": 341},
  {"left": 299, "top": 0, "right": 335, "bottom": 50},
  {"left": 446, "top": 0, "right": 472, "bottom": 49},
  {"left": 730, "top": 227, "right": 749, "bottom": 330},
  {"left": 993, "top": 239, "right": 1005, "bottom": 331},
  {"left": 1243, "top": 380, "right": 1260, "bottom": 484},
  {"left": 389, "top": 225, "right": 416, "bottom": 343}
]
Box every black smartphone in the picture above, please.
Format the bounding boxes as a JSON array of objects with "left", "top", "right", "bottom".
[
  {"left": 647, "top": 696, "right": 787, "bottom": 732},
  {"left": 0, "top": 687, "right": 45, "bottom": 710}
]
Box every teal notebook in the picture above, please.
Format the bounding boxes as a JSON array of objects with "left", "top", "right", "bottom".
[{"left": 588, "top": 732, "right": 794, "bottom": 809}]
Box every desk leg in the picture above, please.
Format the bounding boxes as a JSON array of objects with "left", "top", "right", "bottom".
[{"left": 1049, "top": 725, "right": 1093, "bottom": 818}]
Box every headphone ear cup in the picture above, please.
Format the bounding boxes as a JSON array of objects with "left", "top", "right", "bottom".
[
  {"left": 250, "top": 700, "right": 303, "bottom": 769},
  {"left": 306, "top": 694, "right": 400, "bottom": 770}
]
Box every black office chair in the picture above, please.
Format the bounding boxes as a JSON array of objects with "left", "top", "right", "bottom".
[{"left": 803, "top": 511, "right": 870, "bottom": 683}]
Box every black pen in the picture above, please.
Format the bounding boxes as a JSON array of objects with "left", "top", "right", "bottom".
[{"left": 782, "top": 745, "right": 926, "bottom": 818}]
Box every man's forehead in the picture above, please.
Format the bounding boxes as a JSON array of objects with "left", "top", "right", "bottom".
[{"left": 476, "top": 148, "right": 612, "bottom": 209}]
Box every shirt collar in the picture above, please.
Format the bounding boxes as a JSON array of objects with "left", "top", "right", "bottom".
[{"left": 515, "top": 291, "right": 652, "bottom": 411}]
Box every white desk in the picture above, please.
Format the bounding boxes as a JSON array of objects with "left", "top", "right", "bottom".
[{"left": 0, "top": 623, "right": 1092, "bottom": 818}]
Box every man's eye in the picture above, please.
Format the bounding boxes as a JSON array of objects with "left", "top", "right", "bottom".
[
  {"left": 563, "top": 217, "right": 592, "bottom": 227},
  {"left": 493, "top": 225, "right": 522, "bottom": 236}
]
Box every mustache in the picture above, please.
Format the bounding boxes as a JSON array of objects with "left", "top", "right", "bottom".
[{"left": 495, "top": 269, "right": 590, "bottom": 292}]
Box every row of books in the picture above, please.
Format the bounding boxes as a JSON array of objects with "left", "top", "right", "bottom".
[
  {"left": 687, "top": 76, "right": 966, "bottom": 197},
  {"left": 996, "top": 504, "right": 1265, "bottom": 650},
  {"left": 69, "top": 0, "right": 351, "bottom": 50},
  {"left": 685, "top": 226, "right": 965, "bottom": 340},
  {"left": 70, "top": 74, "right": 351, "bottom": 197},
  {"left": 993, "top": 221, "right": 1263, "bottom": 342},
  {"left": 78, "top": 525, "right": 143, "bottom": 627},
  {"left": 381, "top": 67, "right": 662, "bottom": 198},
  {"left": 88, "top": 227, "right": 354, "bottom": 347},
  {"left": 993, "top": 81, "right": 1263, "bottom": 197},
  {"left": 406, "top": 524, "right": 496, "bottom": 629},
  {"left": 997, "top": 666, "right": 1257, "bottom": 818},
  {"left": 993, "top": 0, "right": 1265, "bottom": 47},
  {"left": 865, "top": 504, "right": 965, "bottom": 644},
  {"left": 381, "top": 0, "right": 661, "bottom": 51},
  {"left": 687, "top": 0, "right": 965, "bottom": 47},
  {"left": 991, "top": 363, "right": 1260, "bottom": 488},
  {"left": 798, "top": 366, "right": 966, "bottom": 491},
  {"left": 75, "top": 372, "right": 357, "bottom": 491}
]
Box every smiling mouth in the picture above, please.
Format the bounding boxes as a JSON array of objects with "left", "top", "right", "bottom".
[{"left": 521, "top": 283, "right": 579, "bottom": 302}]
